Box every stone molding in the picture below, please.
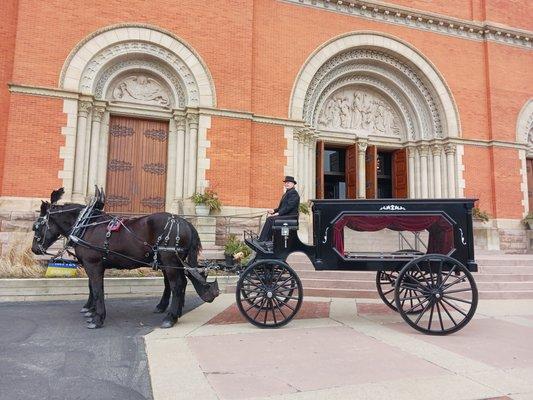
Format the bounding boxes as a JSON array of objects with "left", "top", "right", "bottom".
[
  {"left": 516, "top": 99, "right": 533, "bottom": 156},
  {"left": 282, "top": 0, "right": 533, "bottom": 49},
  {"left": 290, "top": 32, "right": 461, "bottom": 141},
  {"left": 304, "top": 49, "right": 441, "bottom": 140},
  {"left": 59, "top": 24, "right": 216, "bottom": 108}
]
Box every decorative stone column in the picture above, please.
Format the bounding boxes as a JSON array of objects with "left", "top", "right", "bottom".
[
  {"left": 445, "top": 143, "right": 457, "bottom": 198},
  {"left": 309, "top": 130, "right": 318, "bottom": 199},
  {"left": 87, "top": 106, "right": 105, "bottom": 190},
  {"left": 185, "top": 113, "right": 199, "bottom": 198},
  {"left": 72, "top": 101, "right": 92, "bottom": 202},
  {"left": 428, "top": 146, "right": 434, "bottom": 198},
  {"left": 419, "top": 145, "right": 429, "bottom": 198},
  {"left": 407, "top": 146, "right": 416, "bottom": 199},
  {"left": 357, "top": 140, "right": 368, "bottom": 199},
  {"left": 432, "top": 145, "right": 443, "bottom": 198},
  {"left": 173, "top": 114, "right": 187, "bottom": 201}
]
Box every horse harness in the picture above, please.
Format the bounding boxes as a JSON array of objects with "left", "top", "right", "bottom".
[{"left": 39, "top": 200, "right": 196, "bottom": 272}]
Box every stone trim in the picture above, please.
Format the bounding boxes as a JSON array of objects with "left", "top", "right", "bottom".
[
  {"left": 59, "top": 23, "right": 216, "bottom": 107},
  {"left": 8, "top": 84, "right": 79, "bottom": 100},
  {"left": 516, "top": 99, "right": 533, "bottom": 157},
  {"left": 519, "top": 149, "right": 529, "bottom": 216},
  {"left": 289, "top": 31, "right": 461, "bottom": 141},
  {"left": 282, "top": 0, "right": 533, "bottom": 49}
]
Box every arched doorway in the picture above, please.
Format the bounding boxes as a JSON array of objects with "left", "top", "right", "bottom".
[
  {"left": 58, "top": 24, "right": 216, "bottom": 213},
  {"left": 289, "top": 32, "right": 462, "bottom": 201}
]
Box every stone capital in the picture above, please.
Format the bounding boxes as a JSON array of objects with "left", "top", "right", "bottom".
[
  {"left": 418, "top": 144, "right": 430, "bottom": 157},
  {"left": 78, "top": 101, "right": 92, "bottom": 116},
  {"left": 186, "top": 113, "right": 199, "bottom": 127},
  {"left": 357, "top": 139, "right": 368, "bottom": 153},
  {"left": 173, "top": 114, "right": 187, "bottom": 130},
  {"left": 431, "top": 144, "right": 443, "bottom": 156},
  {"left": 444, "top": 143, "right": 456, "bottom": 155},
  {"left": 92, "top": 106, "right": 105, "bottom": 122}
]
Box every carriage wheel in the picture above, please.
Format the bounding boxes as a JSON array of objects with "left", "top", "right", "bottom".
[
  {"left": 376, "top": 270, "right": 430, "bottom": 314},
  {"left": 394, "top": 254, "right": 478, "bottom": 335},
  {"left": 236, "top": 260, "right": 303, "bottom": 328}
]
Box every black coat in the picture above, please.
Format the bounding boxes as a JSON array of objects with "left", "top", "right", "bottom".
[{"left": 274, "top": 188, "right": 300, "bottom": 216}]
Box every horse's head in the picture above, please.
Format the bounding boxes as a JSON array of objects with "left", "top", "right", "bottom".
[{"left": 31, "top": 188, "right": 81, "bottom": 255}]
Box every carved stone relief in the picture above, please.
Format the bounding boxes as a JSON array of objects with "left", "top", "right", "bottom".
[
  {"left": 110, "top": 75, "right": 171, "bottom": 107},
  {"left": 304, "top": 49, "right": 444, "bottom": 140},
  {"left": 317, "top": 88, "right": 401, "bottom": 136},
  {"left": 80, "top": 41, "right": 199, "bottom": 105}
]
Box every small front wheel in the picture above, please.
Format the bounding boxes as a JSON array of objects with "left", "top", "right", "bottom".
[{"left": 236, "top": 260, "right": 303, "bottom": 328}]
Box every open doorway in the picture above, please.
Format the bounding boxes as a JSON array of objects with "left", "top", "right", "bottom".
[{"left": 316, "top": 141, "right": 408, "bottom": 199}]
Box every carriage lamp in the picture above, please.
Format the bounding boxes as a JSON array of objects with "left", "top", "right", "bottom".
[{"left": 281, "top": 223, "right": 290, "bottom": 248}]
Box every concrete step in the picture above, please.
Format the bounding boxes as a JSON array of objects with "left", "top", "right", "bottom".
[
  {"left": 479, "top": 266, "right": 533, "bottom": 274},
  {"left": 478, "top": 290, "right": 533, "bottom": 299}
]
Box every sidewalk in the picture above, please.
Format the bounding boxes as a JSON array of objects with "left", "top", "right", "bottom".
[{"left": 144, "top": 295, "right": 533, "bottom": 400}]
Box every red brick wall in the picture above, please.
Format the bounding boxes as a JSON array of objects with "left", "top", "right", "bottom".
[
  {"left": 463, "top": 145, "right": 495, "bottom": 215},
  {"left": 0, "top": 0, "right": 19, "bottom": 192},
  {"left": 2, "top": 94, "right": 65, "bottom": 197},
  {"left": 1, "top": 0, "right": 531, "bottom": 219}
]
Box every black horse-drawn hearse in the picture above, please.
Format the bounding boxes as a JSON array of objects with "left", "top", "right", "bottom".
[
  {"left": 33, "top": 188, "right": 478, "bottom": 335},
  {"left": 237, "top": 198, "right": 478, "bottom": 335}
]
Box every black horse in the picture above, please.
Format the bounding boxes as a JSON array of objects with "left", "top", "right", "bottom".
[{"left": 31, "top": 188, "right": 219, "bottom": 329}]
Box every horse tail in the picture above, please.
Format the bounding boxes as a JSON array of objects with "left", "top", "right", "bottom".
[{"left": 186, "top": 220, "right": 202, "bottom": 268}]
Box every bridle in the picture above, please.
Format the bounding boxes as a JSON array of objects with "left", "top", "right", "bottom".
[{"left": 33, "top": 205, "right": 81, "bottom": 255}]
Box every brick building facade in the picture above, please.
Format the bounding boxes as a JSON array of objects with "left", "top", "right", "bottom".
[{"left": 0, "top": 0, "right": 532, "bottom": 251}]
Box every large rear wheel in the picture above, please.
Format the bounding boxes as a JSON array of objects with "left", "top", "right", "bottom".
[{"left": 394, "top": 254, "right": 478, "bottom": 335}]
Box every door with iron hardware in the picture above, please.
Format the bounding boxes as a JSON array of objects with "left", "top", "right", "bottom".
[{"left": 106, "top": 116, "right": 168, "bottom": 214}]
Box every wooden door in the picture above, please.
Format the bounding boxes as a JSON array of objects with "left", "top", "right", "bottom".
[
  {"left": 393, "top": 148, "right": 408, "bottom": 198},
  {"left": 346, "top": 144, "right": 357, "bottom": 199},
  {"left": 365, "top": 145, "right": 377, "bottom": 199},
  {"left": 316, "top": 140, "right": 324, "bottom": 199},
  {"left": 106, "top": 116, "right": 168, "bottom": 214},
  {"left": 528, "top": 159, "right": 533, "bottom": 212}
]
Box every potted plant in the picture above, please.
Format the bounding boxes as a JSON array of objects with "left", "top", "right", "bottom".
[
  {"left": 223, "top": 234, "right": 240, "bottom": 266},
  {"left": 223, "top": 234, "right": 252, "bottom": 266},
  {"left": 190, "top": 189, "right": 222, "bottom": 216},
  {"left": 298, "top": 201, "right": 310, "bottom": 216},
  {"left": 522, "top": 212, "right": 533, "bottom": 230},
  {"left": 472, "top": 206, "right": 491, "bottom": 228}
]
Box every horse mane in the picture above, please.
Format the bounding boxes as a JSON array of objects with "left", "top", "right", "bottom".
[{"left": 50, "top": 188, "right": 65, "bottom": 204}]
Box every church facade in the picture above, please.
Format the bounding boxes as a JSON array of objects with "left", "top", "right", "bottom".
[{"left": 0, "top": 0, "right": 532, "bottom": 250}]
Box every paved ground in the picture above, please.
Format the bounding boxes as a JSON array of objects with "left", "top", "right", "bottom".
[
  {"left": 0, "top": 295, "right": 203, "bottom": 400},
  {"left": 2, "top": 294, "right": 533, "bottom": 400},
  {"left": 145, "top": 295, "right": 533, "bottom": 400}
]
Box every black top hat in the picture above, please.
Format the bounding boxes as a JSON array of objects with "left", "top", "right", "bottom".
[{"left": 283, "top": 176, "right": 297, "bottom": 184}]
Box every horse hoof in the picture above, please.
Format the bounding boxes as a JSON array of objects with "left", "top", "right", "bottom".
[
  {"left": 85, "top": 318, "right": 94, "bottom": 323},
  {"left": 84, "top": 311, "right": 94, "bottom": 318},
  {"left": 80, "top": 307, "right": 89, "bottom": 313},
  {"left": 153, "top": 307, "right": 166, "bottom": 314},
  {"left": 160, "top": 319, "right": 176, "bottom": 329},
  {"left": 86, "top": 322, "right": 102, "bottom": 329}
]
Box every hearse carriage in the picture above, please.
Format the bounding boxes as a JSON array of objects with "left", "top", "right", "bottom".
[{"left": 237, "top": 199, "right": 478, "bottom": 335}]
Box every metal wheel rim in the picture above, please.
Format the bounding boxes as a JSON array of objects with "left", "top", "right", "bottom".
[
  {"left": 394, "top": 255, "right": 478, "bottom": 335},
  {"left": 377, "top": 270, "right": 430, "bottom": 314},
  {"left": 236, "top": 261, "right": 303, "bottom": 328}
]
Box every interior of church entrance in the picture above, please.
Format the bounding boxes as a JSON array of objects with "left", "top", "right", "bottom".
[{"left": 316, "top": 142, "right": 408, "bottom": 199}]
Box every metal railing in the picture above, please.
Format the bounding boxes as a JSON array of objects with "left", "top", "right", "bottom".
[{"left": 398, "top": 231, "right": 428, "bottom": 252}]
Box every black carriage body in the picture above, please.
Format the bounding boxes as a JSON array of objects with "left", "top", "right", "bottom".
[
  {"left": 311, "top": 199, "right": 477, "bottom": 272},
  {"left": 252, "top": 198, "right": 477, "bottom": 273}
]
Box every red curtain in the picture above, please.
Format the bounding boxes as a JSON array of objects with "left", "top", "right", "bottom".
[{"left": 333, "top": 215, "right": 453, "bottom": 255}]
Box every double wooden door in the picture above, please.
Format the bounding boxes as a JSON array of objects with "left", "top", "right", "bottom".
[
  {"left": 106, "top": 116, "right": 168, "bottom": 214},
  {"left": 316, "top": 142, "right": 408, "bottom": 199}
]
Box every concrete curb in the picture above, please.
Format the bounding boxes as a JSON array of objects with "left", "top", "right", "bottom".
[{"left": 0, "top": 276, "right": 238, "bottom": 302}]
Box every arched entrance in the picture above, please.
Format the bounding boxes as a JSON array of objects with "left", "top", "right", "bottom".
[
  {"left": 289, "top": 32, "right": 462, "bottom": 201},
  {"left": 58, "top": 24, "right": 216, "bottom": 213}
]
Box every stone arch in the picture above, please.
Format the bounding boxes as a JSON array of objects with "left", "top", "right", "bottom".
[
  {"left": 60, "top": 23, "right": 216, "bottom": 107},
  {"left": 290, "top": 31, "right": 459, "bottom": 139},
  {"left": 288, "top": 32, "right": 462, "bottom": 200},
  {"left": 59, "top": 25, "right": 215, "bottom": 210},
  {"left": 517, "top": 99, "right": 533, "bottom": 148}
]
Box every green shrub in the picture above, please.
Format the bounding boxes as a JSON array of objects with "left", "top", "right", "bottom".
[
  {"left": 190, "top": 189, "right": 222, "bottom": 212},
  {"left": 472, "top": 207, "right": 490, "bottom": 222}
]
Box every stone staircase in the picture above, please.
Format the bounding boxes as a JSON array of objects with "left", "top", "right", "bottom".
[{"left": 226, "top": 252, "right": 533, "bottom": 300}]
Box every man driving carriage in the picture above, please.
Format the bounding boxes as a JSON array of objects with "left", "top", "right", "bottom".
[{"left": 258, "top": 176, "right": 300, "bottom": 245}]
